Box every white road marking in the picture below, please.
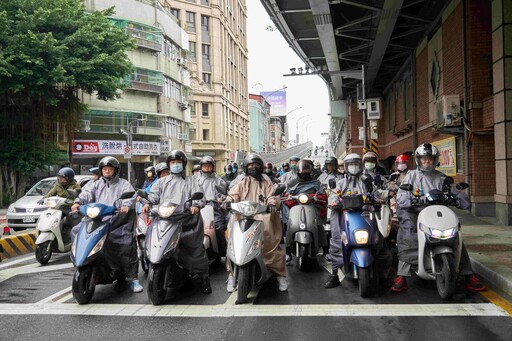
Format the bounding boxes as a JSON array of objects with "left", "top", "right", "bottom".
[
  {"left": 37, "top": 286, "right": 73, "bottom": 304},
  {"left": 0, "top": 261, "right": 74, "bottom": 283},
  {"left": 0, "top": 302, "right": 507, "bottom": 317},
  {"left": 0, "top": 254, "right": 35, "bottom": 269}
]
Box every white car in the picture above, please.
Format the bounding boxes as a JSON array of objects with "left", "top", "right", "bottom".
[{"left": 6, "top": 175, "right": 92, "bottom": 231}]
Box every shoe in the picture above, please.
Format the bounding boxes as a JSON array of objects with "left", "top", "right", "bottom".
[
  {"left": 285, "top": 254, "right": 292, "bottom": 265},
  {"left": 277, "top": 276, "right": 288, "bottom": 292},
  {"left": 226, "top": 275, "right": 237, "bottom": 293},
  {"left": 390, "top": 276, "right": 408, "bottom": 292},
  {"left": 130, "top": 279, "right": 143, "bottom": 293},
  {"left": 324, "top": 274, "right": 340, "bottom": 288},
  {"left": 201, "top": 275, "right": 212, "bottom": 294},
  {"left": 465, "top": 274, "right": 487, "bottom": 292},
  {"left": 323, "top": 253, "right": 331, "bottom": 262}
]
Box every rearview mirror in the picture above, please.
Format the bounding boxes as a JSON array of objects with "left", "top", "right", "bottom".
[
  {"left": 399, "top": 184, "right": 413, "bottom": 192},
  {"left": 120, "top": 191, "right": 136, "bottom": 199},
  {"left": 137, "top": 189, "right": 149, "bottom": 200},
  {"left": 189, "top": 192, "right": 204, "bottom": 201},
  {"left": 273, "top": 185, "right": 286, "bottom": 196},
  {"left": 456, "top": 182, "right": 469, "bottom": 190}
]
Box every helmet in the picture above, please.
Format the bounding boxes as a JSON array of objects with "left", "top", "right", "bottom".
[
  {"left": 192, "top": 164, "right": 201, "bottom": 173},
  {"left": 363, "top": 151, "right": 379, "bottom": 163},
  {"left": 415, "top": 143, "right": 439, "bottom": 172},
  {"left": 98, "top": 156, "right": 120, "bottom": 177},
  {"left": 166, "top": 150, "right": 188, "bottom": 168},
  {"left": 263, "top": 162, "right": 273, "bottom": 175},
  {"left": 144, "top": 166, "right": 155, "bottom": 178},
  {"left": 57, "top": 167, "right": 75, "bottom": 182},
  {"left": 200, "top": 155, "right": 216, "bottom": 168},
  {"left": 155, "top": 162, "right": 169, "bottom": 177},
  {"left": 395, "top": 154, "right": 410, "bottom": 163},
  {"left": 324, "top": 156, "right": 338, "bottom": 169},
  {"left": 313, "top": 161, "right": 321, "bottom": 169},
  {"left": 231, "top": 162, "right": 238, "bottom": 172},
  {"left": 343, "top": 153, "right": 363, "bottom": 176},
  {"left": 243, "top": 153, "right": 264, "bottom": 175},
  {"left": 225, "top": 164, "right": 233, "bottom": 173},
  {"left": 290, "top": 155, "right": 300, "bottom": 162},
  {"left": 296, "top": 160, "right": 313, "bottom": 181},
  {"left": 89, "top": 167, "right": 100, "bottom": 175},
  {"left": 282, "top": 162, "right": 290, "bottom": 170}
]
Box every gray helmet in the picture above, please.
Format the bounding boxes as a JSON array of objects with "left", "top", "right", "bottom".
[
  {"left": 324, "top": 156, "right": 338, "bottom": 169},
  {"left": 200, "top": 155, "right": 216, "bottom": 170},
  {"left": 243, "top": 153, "right": 264, "bottom": 175},
  {"left": 155, "top": 162, "right": 169, "bottom": 177},
  {"left": 57, "top": 167, "right": 75, "bottom": 182},
  {"left": 290, "top": 155, "right": 300, "bottom": 162},
  {"left": 88, "top": 167, "right": 100, "bottom": 175}
]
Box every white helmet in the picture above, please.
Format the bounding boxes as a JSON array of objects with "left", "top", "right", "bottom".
[
  {"left": 415, "top": 143, "right": 439, "bottom": 172},
  {"left": 343, "top": 153, "right": 362, "bottom": 176}
]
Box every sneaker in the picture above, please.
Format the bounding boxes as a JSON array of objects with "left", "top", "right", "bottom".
[
  {"left": 390, "top": 276, "right": 408, "bottom": 292},
  {"left": 130, "top": 279, "right": 143, "bottom": 293},
  {"left": 226, "top": 275, "right": 237, "bottom": 293},
  {"left": 465, "top": 274, "right": 487, "bottom": 292},
  {"left": 285, "top": 254, "right": 292, "bottom": 265},
  {"left": 323, "top": 253, "right": 332, "bottom": 262},
  {"left": 324, "top": 274, "right": 340, "bottom": 288},
  {"left": 277, "top": 276, "right": 288, "bottom": 292},
  {"left": 201, "top": 275, "right": 212, "bottom": 294}
]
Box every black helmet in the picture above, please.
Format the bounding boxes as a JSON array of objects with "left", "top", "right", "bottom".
[
  {"left": 200, "top": 155, "right": 216, "bottom": 168},
  {"left": 89, "top": 167, "right": 100, "bottom": 175},
  {"left": 282, "top": 162, "right": 290, "bottom": 170},
  {"left": 98, "top": 156, "right": 120, "bottom": 176},
  {"left": 263, "top": 162, "right": 273, "bottom": 175},
  {"left": 225, "top": 164, "right": 233, "bottom": 172},
  {"left": 324, "top": 156, "right": 338, "bottom": 169},
  {"left": 296, "top": 160, "right": 313, "bottom": 181},
  {"left": 290, "top": 155, "right": 300, "bottom": 162},
  {"left": 243, "top": 153, "right": 264, "bottom": 175},
  {"left": 57, "top": 167, "right": 75, "bottom": 182},
  {"left": 155, "top": 162, "right": 169, "bottom": 177},
  {"left": 231, "top": 162, "right": 238, "bottom": 172},
  {"left": 166, "top": 150, "right": 188, "bottom": 168}
]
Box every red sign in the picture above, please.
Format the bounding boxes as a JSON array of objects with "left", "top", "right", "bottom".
[{"left": 72, "top": 141, "right": 100, "bottom": 154}]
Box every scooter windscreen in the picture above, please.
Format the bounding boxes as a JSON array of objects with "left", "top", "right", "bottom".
[{"left": 72, "top": 219, "right": 109, "bottom": 266}]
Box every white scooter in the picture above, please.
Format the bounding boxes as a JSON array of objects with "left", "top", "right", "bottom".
[
  {"left": 201, "top": 204, "right": 222, "bottom": 266},
  {"left": 35, "top": 196, "right": 76, "bottom": 265},
  {"left": 216, "top": 184, "right": 285, "bottom": 304},
  {"left": 399, "top": 178, "right": 466, "bottom": 300}
]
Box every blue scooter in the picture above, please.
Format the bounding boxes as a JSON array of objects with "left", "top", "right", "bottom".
[{"left": 70, "top": 191, "right": 135, "bottom": 304}]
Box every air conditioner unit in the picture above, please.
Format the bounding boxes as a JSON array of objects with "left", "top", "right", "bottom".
[
  {"left": 80, "top": 119, "right": 91, "bottom": 132},
  {"left": 366, "top": 99, "right": 381, "bottom": 119},
  {"left": 176, "top": 58, "right": 183, "bottom": 65},
  {"left": 441, "top": 95, "right": 461, "bottom": 126},
  {"left": 178, "top": 133, "right": 189, "bottom": 140}
]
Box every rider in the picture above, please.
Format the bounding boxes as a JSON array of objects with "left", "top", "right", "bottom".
[
  {"left": 279, "top": 156, "right": 300, "bottom": 189},
  {"left": 155, "top": 162, "right": 170, "bottom": 179},
  {"left": 71, "top": 156, "right": 142, "bottom": 293},
  {"left": 224, "top": 153, "right": 288, "bottom": 292},
  {"left": 277, "top": 162, "right": 290, "bottom": 178},
  {"left": 388, "top": 154, "right": 411, "bottom": 230},
  {"left": 82, "top": 167, "right": 100, "bottom": 192},
  {"left": 221, "top": 164, "right": 237, "bottom": 187},
  {"left": 142, "top": 150, "right": 212, "bottom": 294},
  {"left": 142, "top": 166, "right": 156, "bottom": 189},
  {"left": 312, "top": 161, "right": 322, "bottom": 179},
  {"left": 191, "top": 164, "right": 201, "bottom": 176},
  {"left": 325, "top": 153, "right": 392, "bottom": 288},
  {"left": 263, "top": 162, "right": 279, "bottom": 183},
  {"left": 391, "top": 143, "right": 487, "bottom": 293}
]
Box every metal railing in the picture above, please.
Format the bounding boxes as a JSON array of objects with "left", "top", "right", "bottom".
[{"left": 259, "top": 142, "right": 313, "bottom": 166}]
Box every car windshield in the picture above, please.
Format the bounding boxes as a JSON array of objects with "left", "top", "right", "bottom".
[{"left": 25, "top": 179, "right": 56, "bottom": 196}]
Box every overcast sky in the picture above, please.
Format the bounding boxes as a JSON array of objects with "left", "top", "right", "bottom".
[{"left": 246, "top": 1, "right": 330, "bottom": 147}]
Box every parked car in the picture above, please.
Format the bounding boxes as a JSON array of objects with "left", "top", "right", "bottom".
[{"left": 6, "top": 175, "right": 93, "bottom": 231}]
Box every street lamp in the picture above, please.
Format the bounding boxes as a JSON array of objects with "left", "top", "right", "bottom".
[
  {"left": 120, "top": 117, "right": 146, "bottom": 184},
  {"left": 295, "top": 115, "right": 310, "bottom": 145},
  {"left": 300, "top": 118, "right": 314, "bottom": 144}
]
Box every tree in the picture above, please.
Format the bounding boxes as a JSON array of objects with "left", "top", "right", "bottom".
[{"left": 0, "top": 0, "right": 134, "bottom": 203}]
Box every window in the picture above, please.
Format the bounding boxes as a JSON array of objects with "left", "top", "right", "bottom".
[
  {"left": 202, "top": 44, "right": 210, "bottom": 60},
  {"left": 186, "top": 11, "right": 196, "bottom": 32},
  {"left": 403, "top": 78, "right": 409, "bottom": 121},
  {"left": 170, "top": 8, "right": 179, "bottom": 19},
  {"left": 202, "top": 103, "right": 209, "bottom": 117},
  {"left": 163, "top": 38, "right": 179, "bottom": 60},
  {"left": 201, "top": 0, "right": 209, "bottom": 5},
  {"left": 201, "top": 15, "right": 209, "bottom": 31},
  {"left": 190, "top": 103, "right": 196, "bottom": 116},
  {"left": 202, "top": 73, "right": 211, "bottom": 85},
  {"left": 202, "top": 129, "right": 210, "bottom": 141},
  {"left": 189, "top": 42, "right": 196, "bottom": 60}
]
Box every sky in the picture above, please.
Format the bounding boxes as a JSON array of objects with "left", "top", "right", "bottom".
[{"left": 246, "top": 1, "right": 330, "bottom": 147}]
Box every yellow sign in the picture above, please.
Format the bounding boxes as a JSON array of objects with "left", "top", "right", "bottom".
[{"left": 432, "top": 137, "right": 456, "bottom": 176}]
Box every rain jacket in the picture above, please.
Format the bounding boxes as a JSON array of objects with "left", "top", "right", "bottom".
[{"left": 44, "top": 180, "right": 81, "bottom": 209}]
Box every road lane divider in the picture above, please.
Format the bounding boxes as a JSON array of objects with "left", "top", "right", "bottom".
[{"left": 0, "top": 230, "right": 37, "bottom": 259}]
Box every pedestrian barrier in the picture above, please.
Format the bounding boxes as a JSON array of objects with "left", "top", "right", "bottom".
[{"left": 0, "top": 231, "right": 37, "bottom": 260}]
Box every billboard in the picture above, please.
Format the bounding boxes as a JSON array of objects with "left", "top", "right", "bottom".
[
  {"left": 432, "top": 137, "right": 456, "bottom": 176},
  {"left": 72, "top": 140, "right": 161, "bottom": 156},
  {"left": 260, "top": 90, "right": 287, "bottom": 117}
]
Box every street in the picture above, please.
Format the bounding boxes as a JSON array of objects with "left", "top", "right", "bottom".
[{"left": 0, "top": 251, "right": 511, "bottom": 341}]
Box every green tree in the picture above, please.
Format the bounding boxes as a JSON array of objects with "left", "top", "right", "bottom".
[{"left": 0, "top": 0, "right": 134, "bottom": 203}]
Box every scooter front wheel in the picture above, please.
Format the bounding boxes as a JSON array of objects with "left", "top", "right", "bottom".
[
  {"left": 139, "top": 237, "right": 149, "bottom": 274},
  {"left": 236, "top": 264, "right": 253, "bottom": 304},
  {"left": 435, "top": 253, "right": 456, "bottom": 300},
  {"left": 35, "top": 241, "right": 53, "bottom": 265},
  {"left": 357, "top": 266, "right": 371, "bottom": 298},
  {"left": 298, "top": 244, "right": 311, "bottom": 272},
  {"left": 147, "top": 264, "right": 166, "bottom": 305},
  {"left": 72, "top": 265, "right": 95, "bottom": 305}
]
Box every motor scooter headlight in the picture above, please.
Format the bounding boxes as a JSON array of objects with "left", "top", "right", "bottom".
[
  {"left": 46, "top": 199, "right": 58, "bottom": 208},
  {"left": 86, "top": 206, "right": 101, "bottom": 219},
  {"left": 354, "top": 230, "right": 369, "bottom": 244},
  {"left": 429, "top": 227, "right": 456, "bottom": 239},
  {"left": 88, "top": 234, "right": 107, "bottom": 257},
  {"left": 298, "top": 194, "right": 309, "bottom": 204},
  {"left": 239, "top": 203, "right": 257, "bottom": 216},
  {"left": 158, "top": 205, "right": 176, "bottom": 218}
]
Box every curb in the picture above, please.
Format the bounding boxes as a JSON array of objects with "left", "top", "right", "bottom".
[
  {"left": 471, "top": 258, "right": 512, "bottom": 298},
  {"left": 0, "top": 230, "right": 37, "bottom": 260}
]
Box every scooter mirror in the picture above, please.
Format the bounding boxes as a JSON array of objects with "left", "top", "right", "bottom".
[
  {"left": 443, "top": 176, "right": 454, "bottom": 186},
  {"left": 137, "top": 189, "right": 149, "bottom": 200},
  {"left": 189, "top": 192, "right": 204, "bottom": 201},
  {"left": 456, "top": 182, "right": 469, "bottom": 190},
  {"left": 328, "top": 178, "right": 337, "bottom": 189},
  {"left": 389, "top": 173, "right": 398, "bottom": 182},
  {"left": 215, "top": 184, "right": 228, "bottom": 195},
  {"left": 273, "top": 185, "right": 286, "bottom": 196},
  {"left": 399, "top": 184, "right": 413, "bottom": 192},
  {"left": 120, "top": 191, "right": 136, "bottom": 199}
]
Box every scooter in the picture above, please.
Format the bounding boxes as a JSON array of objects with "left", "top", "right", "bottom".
[
  {"left": 284, "top": 192, "right": 326, "bottom": 271},
  {"left": 329, "top": 176, "right": 387, "bottom": 298},
  {"left": 217, "top": 184, "right": 285, "bottom": 304},
  {"left": 70, "top": 191, "right": 135, "bottom": 305},
  {"left": 201, "top": 204, "right": 223, "bottom": 266},
  {"left": 141, "top": 191, "right": 204, "bottom": 305},
  {"left": 399, "top": 177, "right": 466, "bottom": 300},
  {"left": 135, "top": 210, "right": 152, "bottom": 274}
]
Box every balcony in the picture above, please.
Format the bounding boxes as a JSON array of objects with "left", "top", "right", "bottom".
[
  {"left": 123, "top": 69, "right": 163, "bottom": 94},
  {"left": 78, "top": 110, "right": 165, "bottom": 137},
  {"left": 116, "top": 19, "right": 162, "bottom": 52}
]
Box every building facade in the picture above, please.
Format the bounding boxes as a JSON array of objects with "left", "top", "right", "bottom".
[{"left": 248, "top": 94, "right": 270, "bottom": 152}]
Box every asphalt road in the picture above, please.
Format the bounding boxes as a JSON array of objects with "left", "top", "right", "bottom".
[{"left": 0, "top": 251, "right": 511, "bottom": 341}]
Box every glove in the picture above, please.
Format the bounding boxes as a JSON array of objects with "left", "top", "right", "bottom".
[
  {"left": 37, "top": 199, "right": 44, "bottom": 205},
  {"left": 268, "top": 204, "right": 277, "bottom": 214},
  {"left": 222, "top": 201, "right": 231, "bottom": 210}
]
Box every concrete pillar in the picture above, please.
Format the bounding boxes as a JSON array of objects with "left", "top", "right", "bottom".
[{"left": 492, "top": 0, "right": 512, "bottom": 225}]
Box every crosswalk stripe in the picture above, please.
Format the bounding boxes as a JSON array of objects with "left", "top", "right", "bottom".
[{"left": 0, "top": 302, "right": 507, "bottom": 317}]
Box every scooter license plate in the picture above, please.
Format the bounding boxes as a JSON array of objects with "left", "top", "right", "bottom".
[{"left": 23, "top": 217, "right": 36, "bottom": 223}]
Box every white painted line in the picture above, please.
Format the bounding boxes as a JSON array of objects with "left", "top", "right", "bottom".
[
  {"left": 37, "top": 286, "right": 73, "bottom": 304},
  {"left": 0, "top": 303, "right": 507, "bottom": 317},
  {"left": 22, "top": 263, "right": 74, "bottom": 274},
  {"left": 0, "top": 254, "right": 35, "bottom": 269}
]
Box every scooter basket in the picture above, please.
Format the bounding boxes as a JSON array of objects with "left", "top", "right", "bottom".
[{"left": 342, "top": 194, "right": 364, "bottom": 209}]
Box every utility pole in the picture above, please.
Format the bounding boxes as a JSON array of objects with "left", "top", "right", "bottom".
[{"left": 362, "top": 65, "right": 368, "bottom": 153}]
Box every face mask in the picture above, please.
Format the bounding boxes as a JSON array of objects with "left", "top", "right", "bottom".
[
  {"left": 347, "top": 165, "right": 360, "bottom": 175},
  {"left": 248, "top": 168, "right": 261, "bottom": 178},
  {"left": 397, "top": 163, "right": 407, "bottom": 172},
  {"left": 365, "top": 162, "right": 376, "bottom": 170},
  {"left": 232, "top": 167, "right": 237, "bottom": 173},
  {"left": 170, "top": 164, "right": 183, "bottom": 174},
  {"left": 290, "top": 165, "right": 297, "bottom": 171}
]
